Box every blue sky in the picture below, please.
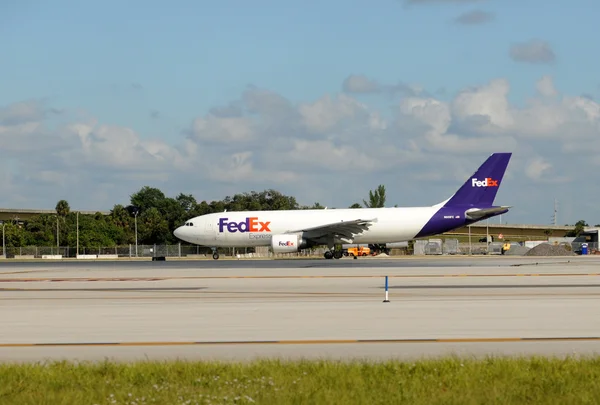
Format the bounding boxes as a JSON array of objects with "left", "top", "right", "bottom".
[{"left": 1, "top": 0, "right": 600, "bottom": 226}]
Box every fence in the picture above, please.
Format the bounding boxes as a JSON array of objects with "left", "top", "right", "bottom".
[
  {"left": 412, "top": 238, "right": 593, "bottom": 256},
  {"left": 0, "top": 239, "right": 594, "bottom": 259},
  {"left": 0, "top": 244, "right": 335, "bottom": 259}
]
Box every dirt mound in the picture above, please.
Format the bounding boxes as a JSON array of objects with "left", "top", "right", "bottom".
[
  {"left": 504, "top": 245, "right": 530, "bottom": 256},
  {"left": 524, "top": 243, "right": 575, "bottom": 256}
]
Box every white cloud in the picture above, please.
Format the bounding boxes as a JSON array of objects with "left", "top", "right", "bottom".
[
  {"left": 509, "top": 39, "right": 556, "bottom": 64},
  {"left": 451, "top": 78, "right": 514, "bottom": 134},
  {"left": 298, "top": 93, "right": 371, "bottom": 135},
  {"left": 405, "top": 0, "right": 483, "bottom": 4},
  {"left": 342, "top": 74, "right": 421, "bottom": 97},
  {"left": 342, "top": 75, "right": 380, "bottom": 93},
  {"left": 454, "top": 10, "right": 494, "bottom": 25},
  {"left": 1, "top": 74, "right": 600, "bottom": 224},
  {"left": 525, "top": 157, "right": 552, "bottom": 181},
  {"left": 536, "top": 75, "right": 558, "bottom": 98},
  {"left": 192, "top": 115, "right": 257, "bottom": 143}
]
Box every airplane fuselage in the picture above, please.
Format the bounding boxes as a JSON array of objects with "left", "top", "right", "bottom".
[
  {"left": 175, "top": 204, "right": 496, "bottom": 248},
  {"left": 173, "top": 152, "right": 512, "bottom": 259}
]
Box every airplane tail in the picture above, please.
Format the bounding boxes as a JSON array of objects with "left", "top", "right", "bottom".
[{"left": 442, "top": 152, "right": 512, "bottom": 208}]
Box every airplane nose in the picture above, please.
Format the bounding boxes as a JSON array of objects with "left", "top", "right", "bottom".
[{"left": 173, "top": 226, "right": 183, "bottom": 239}]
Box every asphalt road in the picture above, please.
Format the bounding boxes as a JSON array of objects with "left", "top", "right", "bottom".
[{"left": 1, "top": 255, "right": 599, "bottom": 363}]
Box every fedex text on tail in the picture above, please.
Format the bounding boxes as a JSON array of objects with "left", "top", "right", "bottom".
[{"left": 471, "top": 177, "right": 499, "bottom": 187}]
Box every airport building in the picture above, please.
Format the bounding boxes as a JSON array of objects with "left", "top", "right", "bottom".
[{"left": 444, "top": 223, "right": 575, "bottom": 241}]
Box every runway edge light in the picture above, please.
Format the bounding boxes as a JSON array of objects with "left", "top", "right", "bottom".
[{"left": 383, "top": 276, "right": 390, "bottom": 303}]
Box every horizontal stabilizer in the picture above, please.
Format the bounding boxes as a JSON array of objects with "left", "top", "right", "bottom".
[{"left": 465, "top": 206, "right": 511, "bottom": 220}]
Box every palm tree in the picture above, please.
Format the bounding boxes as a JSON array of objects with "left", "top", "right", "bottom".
[
  {"left": 363, "top": 185, "right": 386, "bottom": 208},
  {"left": 55, "top": 200, "right": 70, "bottom": 217},
  {"left": 54, "top": 200, "right": 70, "bottom": 248}
]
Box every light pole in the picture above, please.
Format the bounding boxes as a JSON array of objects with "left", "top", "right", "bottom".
[
  {"left": 134, "top": 209, "right": 139, "bottom": 257},
  {"left": 2, "top": 222, "right": 5, "bottom": 259},
  {"left": 468, "top": 225, "right": 472, "bottom": 255},
  {"left": 76, "top": 211, "right": 79, "bottom": 257},
  {"left": 486, "top": 218, "right": 489, "bottom": 254}
]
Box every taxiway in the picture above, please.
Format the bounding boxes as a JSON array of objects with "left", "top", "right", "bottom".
[{"left": 1, "top": 256, "right": 599, "bottom": 363}]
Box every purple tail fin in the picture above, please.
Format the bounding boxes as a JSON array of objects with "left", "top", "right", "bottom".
[{"left": 443, "top": 153, "right": 512, "bottom": 208}]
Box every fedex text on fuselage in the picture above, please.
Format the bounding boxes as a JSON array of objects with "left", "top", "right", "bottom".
[{"left": 218, "top": 217, "right": 272, "bottom": 233}]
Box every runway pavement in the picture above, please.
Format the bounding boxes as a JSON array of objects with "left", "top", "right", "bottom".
[
  {"left": 1, "top": 255, "right": 600, "bottom": 363},
  {"left": 0, "top": 254, "right": 587, "bottom": 269}
]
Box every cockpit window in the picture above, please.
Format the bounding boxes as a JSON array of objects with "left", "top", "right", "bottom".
[{"left": 184, "top": 222, "right": 194, "bottom": 226}]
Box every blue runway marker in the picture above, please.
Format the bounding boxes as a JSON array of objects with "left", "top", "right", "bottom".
[{"left": 383, "top": 275, "right": 390, "bottom": 303}]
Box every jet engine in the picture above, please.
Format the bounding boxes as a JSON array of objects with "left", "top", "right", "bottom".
[{"left": 271, "top": 234, "right": 311, "bottom": 253}]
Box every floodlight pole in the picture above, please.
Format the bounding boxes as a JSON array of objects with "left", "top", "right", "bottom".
[
  {"left": 134, "top": 210, "right": 138, "bottom": 257},
  {"left": 468, "top": 225, "right": 472, "bottom": 255},
  {"left": 2, "top": 223, "right": 5, "bottom": 259},
  {"left": 76, "top": 211, "right": 79, "bottom": 257},
  {"left": 486, "top": 218, "right": 489, "bottom": 254}
]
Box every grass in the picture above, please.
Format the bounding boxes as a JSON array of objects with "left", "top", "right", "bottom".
[{"left": 1, "top": 357, "right": 600, "bottom": 404}]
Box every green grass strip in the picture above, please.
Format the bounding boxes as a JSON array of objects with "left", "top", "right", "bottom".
[{"left": 1, "top": 357, "right": 600, "bottom": 404}]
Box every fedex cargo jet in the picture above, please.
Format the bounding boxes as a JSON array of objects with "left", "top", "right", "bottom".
[{"left": 174, "top": 152, "right": 512, "bottom": 260}]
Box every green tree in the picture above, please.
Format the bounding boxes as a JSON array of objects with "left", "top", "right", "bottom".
[
  {"left": 138, "top": 207, "right": 170, "bottom": 244},
  {"left": 110, "top": 204, "right": 133, "bottom": 229},
  {"left": 176, "top": 193, "right": 197, "bottom": 212},
  {"left": 566, "top": 220, "right": 588, "bottom": 237},
  {"left": 349, "top": 203, "right": 362, "bottom": 209},
  {"left": 55, "top": 200, "right": 70, "bottom": 217},
  {"left": 25, "top": 214, "right": 56, "bottom": 246},
  {"left": 363, "top": 185, "right": 386, "bottom": 208},
  {"left": 301, "top": 202, "right": 326, "bottom": 210},
  {"left": 54, "top": 200, "right": 71, "bottom": 246},
  {"left": 158, "top": 197, "right": 188, "bottom": 242},
  {"left": 130, "top": 186, "right": 166, "bottom": 214},
  {"left": 3, "top": 222, "right": 27, "bottom": 248},
  {"left": 6, "top": 186, "right": 362, "bottom": 248}
]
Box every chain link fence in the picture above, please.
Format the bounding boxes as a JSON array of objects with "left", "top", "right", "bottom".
[
  {"left": 0, "top": 244, "right": 331, "bottom": 259},
  {"left": 0, "top": 240, "right": 596, "bottom": 259}
]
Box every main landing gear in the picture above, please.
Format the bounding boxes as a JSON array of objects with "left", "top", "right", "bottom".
[{"left": 324, "top": 250, "right": 343, "bottom": 260}]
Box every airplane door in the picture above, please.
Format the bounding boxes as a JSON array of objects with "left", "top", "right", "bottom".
[
  {"left": 204, "top": 219, "right": 222, "bottom": 242},
  {"left": 205, "top": 220, "right": 217, "bottom": 242}
]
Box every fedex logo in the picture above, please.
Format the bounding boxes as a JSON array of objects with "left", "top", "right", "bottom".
[
  {"left": 471, "top": 177, "right": 499, "bottom": 187},
  {"left": 218, "top": 217, "right": 271, "bottom": 233},
  {"left": 279, "top": 241, "right": 294, "bottom": 247}
]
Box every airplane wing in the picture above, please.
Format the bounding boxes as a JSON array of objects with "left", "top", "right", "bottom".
[
  {"left": 465, "top": 206, "right": 511, "bottom": 220},
  {"left": 286, "top": 218, "right": 378, "bottom": 244}
]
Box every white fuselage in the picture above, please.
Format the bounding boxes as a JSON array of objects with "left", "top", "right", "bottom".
[{"left": 174, "top": 205, "right": 445, "bottom": 248}]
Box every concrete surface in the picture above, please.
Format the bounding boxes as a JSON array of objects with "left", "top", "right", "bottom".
[
  {"left": 0, "top": 255, "right": 591, "bottom": 270},
  {"left": 1, "top": 256, "right": 600, "bottom": 363}
]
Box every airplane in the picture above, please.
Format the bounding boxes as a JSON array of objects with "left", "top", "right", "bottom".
[{"left": 174, "top": 152, "right": 512, "bottom": 260}]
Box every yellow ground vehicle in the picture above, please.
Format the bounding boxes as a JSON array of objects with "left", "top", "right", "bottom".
[{"left": 345, "top": 246, "right": 371, "bottom": 257}]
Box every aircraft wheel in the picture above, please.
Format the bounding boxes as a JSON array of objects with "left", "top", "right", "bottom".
[
  {"left": 212, "top": 252, "right": 220, "bottom": 260},
  {"left": 333, "top": 250, "right": 343, "bottom": 259},
  {"left": 324, "top": 251, "right": 333, "bottom": 260}
]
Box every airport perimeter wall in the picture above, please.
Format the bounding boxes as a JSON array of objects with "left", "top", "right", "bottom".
[{"left": 0, "top": 239, "right": 595, "bottom": 259}]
